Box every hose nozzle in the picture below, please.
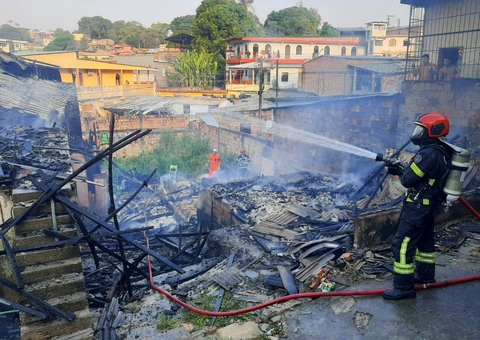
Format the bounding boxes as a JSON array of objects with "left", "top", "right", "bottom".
[{"left": 375, "top": 153, "right": 399, "bottom": 165}]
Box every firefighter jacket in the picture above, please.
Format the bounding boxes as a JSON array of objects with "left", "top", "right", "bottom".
[
  {"left": 236, "top": 153, "right": 250, "bottom": 169},
  {"left": 400, "top": 143, "right": 451, "bottom": 210}
]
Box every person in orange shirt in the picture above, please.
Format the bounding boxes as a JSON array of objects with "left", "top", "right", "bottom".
[{"left": 208, "top": 149, "right": 221, "bottom": 178}]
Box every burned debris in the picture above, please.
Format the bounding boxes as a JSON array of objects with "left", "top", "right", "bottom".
[{"left": 2, "top": 117, "right": 479, "bottom": 339}]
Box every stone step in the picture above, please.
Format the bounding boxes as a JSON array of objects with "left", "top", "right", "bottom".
[
  {"left": 12, "top": 186, "right": 73, "bottom": 204},
  {"left": 24, "top": 274, "right": 87, "bottom": 301},
  {"left": 13, "top": 227, "right": 78, "bottom": 249},
  {"left": 16, "top": 245, "right": 81, "bottom": 267},
  {"left": 21, "top": 292, "right": 90, "bottom": 325},
  {"left": 14, "top": 215, "right": 73, "bottom": 234},
  {"left": 51, "top": 328, "right": 95, "bottom": 340},
  {"left": 13, "top": 202, "right": 67, "bottom": 219},
  {"left": 21, "top": 308, "right": 93, "bottom": 340},
  {"left": 21, "top": 258, "right": 83, "bottom": 285}
]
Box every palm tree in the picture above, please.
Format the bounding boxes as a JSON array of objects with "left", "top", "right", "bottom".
[{"left": 237, "top": 0, "right": 255, "bottom": 15}]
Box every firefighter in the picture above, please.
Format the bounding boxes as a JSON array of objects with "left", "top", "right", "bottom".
[
  {"left": 383, "top": 112, "right": 452, "bottom": 300},
  {"left": 236, "top": 149, "right": 250, "bottom": 177},
  {"left": 207, "top": 149, "right": 221, "bottom": 178}
]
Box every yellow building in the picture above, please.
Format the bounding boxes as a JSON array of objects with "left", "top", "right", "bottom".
[
  {"left": 19, "top": 51, "right": 154, "bottom": 100},
  {"left": 73, "top": 33, "right": 85, "bottom": 42}
]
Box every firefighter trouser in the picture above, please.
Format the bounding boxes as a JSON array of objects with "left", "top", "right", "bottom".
[{"left": 391, "top": 203, "right": 437, "bottom": 290}]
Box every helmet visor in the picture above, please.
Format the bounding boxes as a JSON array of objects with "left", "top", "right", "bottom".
[{"left": 411, "top": 125, "right": 425, "bottom": 139}]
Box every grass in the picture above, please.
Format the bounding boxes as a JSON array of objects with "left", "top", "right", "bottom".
[
  {"left": 156, "top": 314, "right": 181, "bottom": 331},
  {"left": 113, "top": 130, "right": 238, "bottom": 180},
  {"left": 181, "top": 290, "right": 253, "bottom": 330}
]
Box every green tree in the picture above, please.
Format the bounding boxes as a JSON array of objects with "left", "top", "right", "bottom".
[
  {"left": 237, "top": 0, "right": 255, "bottom": 14},
  {"left": 319, "top": 22, "right": 339, "bottom": 37},
  {"left": 77, "top": 16, "right": 113, "bottom": 39},
  {"left": 192, "top": 0, "right": 262, "bottom": 54},
  {"left": 264, "top": 7, "right": 320, "bottom": 36},
  {"left": 170, "top": 15, "right": 195, "bottom": 34},
  {"left": 53, "top": 28, "right": 71, "bottom": 38},
  {"left": 44, "top": 34, "right": 76, "bottom": 51},
  {"left": 0, "top": 24, "right": 23, "bottom": 40},
  {"left": 168, "top": 49, "right": 222, "bottom": 89},
  {"left": 18, "top": 28, "right": 32, "bottom": 42},
  {"left": 77, "top": 37, "right": 89, "bottom": 51}
]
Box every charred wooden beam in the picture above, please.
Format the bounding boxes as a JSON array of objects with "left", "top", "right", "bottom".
[
  {"left": 107, "top": 114, "right": 132, "bottom": 299},
  {"left": 0, "top": 129, "right": 151, "bottom": 236},
  {"left": 0, "top": 232, "right": 23, "bottom": 289},
  {"left": 0, "top": 297, "right": 47, "bottom": 319},
  {"left": 28, "top": 176, "right": 184, "bottom": 274},
  {"left": 0, "top": 277, "right": 75, "bottom": 321}
]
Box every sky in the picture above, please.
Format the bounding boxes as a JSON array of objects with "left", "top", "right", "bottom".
[{"left": 0, "top": 0, "right": 410, "bottom": 32}]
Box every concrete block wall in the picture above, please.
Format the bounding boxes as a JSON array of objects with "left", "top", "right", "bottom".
[
  {"left": 272, "top": 96, "right": 398, "bottom": 175},
  {"left": 397, "top": 80, "right": 480, "bottom": 148},
  {"left": 199, "top": 122, "right": 272, "bottom": 175}
]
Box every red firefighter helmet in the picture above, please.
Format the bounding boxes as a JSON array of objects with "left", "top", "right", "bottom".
[{"left": 414, "top": 112, "right": 450, "bottom": 138}]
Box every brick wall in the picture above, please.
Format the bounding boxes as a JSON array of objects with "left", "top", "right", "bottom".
[
  {"left": 199, "top": 120, "right": 272, "bottom": 174},
  {"left": 397, "top": 80, "right": 480, "bottom": 148},
  {"left": 197, "top": 189, "right": 244, "bottom": 230},
  {"left": 85, "top": 114, "right": 190, "bottom": 132},
  {"left": 82, "top": 113, "right": 194, "bottom": 157},
  {"left": 272, "top": 96, "right": 398, "bottom": 174}
]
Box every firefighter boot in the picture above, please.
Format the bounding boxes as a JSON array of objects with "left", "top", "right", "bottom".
[
  {"left": 383, "top": 288, "right": 416, "bottom": 300},
  {"left": 384, "top": 273, "right": 416, "bottom": 300},
  {"left": 415, "top": 261, "right": 436, "bottom": 284}
]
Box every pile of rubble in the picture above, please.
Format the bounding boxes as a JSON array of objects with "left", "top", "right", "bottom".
[{"left": 0, "top": 126, "right": 73, "bottom": 187}]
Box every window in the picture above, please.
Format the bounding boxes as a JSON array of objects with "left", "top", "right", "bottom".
[
  {"left": 265, "top": 44, "right": 271, "bottom": 57},
  {"left": 183, "top": 104, "right": 190, "bottom": 115},
  {"left": 240, "top": 123, "right": 251, "bottom": 134},
  {"left": 285, "top": 45, "right": 291, "bottom": 59},
  {"left": 341, "top": 47, "right": 346, "bottom": 56},
  {"left": 389, "top": 39, "right": 396, "bottom": 46},
  {"left": 314, "top": 46, "right": 319, "bottom": 53},
  {"left": 296, "top": 45, "right": 302, "bottom": 55},
  {"left": 351, "top": 47, "right": 357, "bottom": 56},
  {"left": 324, "top": 46, "right": 330, "bottom": 55},
  {"left": 281, "top": 72, "right": 289, "bottom": 82},
  {"left": 375, "top": 40, "right": 383, "bottom": 46}
]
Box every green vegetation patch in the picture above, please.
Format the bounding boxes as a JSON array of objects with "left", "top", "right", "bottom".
[{"left": 182, "top": 291, "right": 252, "bottom": 330}]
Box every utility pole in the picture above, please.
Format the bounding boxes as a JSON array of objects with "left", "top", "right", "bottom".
[
  {"left": 258, "top": 58, "right": 264, "bottom": 119},
  {"left": 387, "top": 15, "right": 395, "bottom": 29},
  {"left": 275, "top": 60, "right": 279, "bottom": 106}
]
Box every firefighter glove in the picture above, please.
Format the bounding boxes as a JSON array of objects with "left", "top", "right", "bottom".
[{"left": 386, "top": 164, "right": 404, "bottom": 177}]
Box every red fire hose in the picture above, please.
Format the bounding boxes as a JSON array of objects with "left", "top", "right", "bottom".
[
  {"left": 459, "top": 196, "right": 480, "bottom": 220},
  {"left": 144, "top": 232, "right": 480, "bottom": 317}
]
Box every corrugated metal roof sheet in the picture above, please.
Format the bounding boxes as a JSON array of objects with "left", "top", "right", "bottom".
[
  {"left": 0, "top": 70, "right": 77, "bottom": 121},
  {"left": 201, "top": 116, "right": 219, "bottom": 127}
]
